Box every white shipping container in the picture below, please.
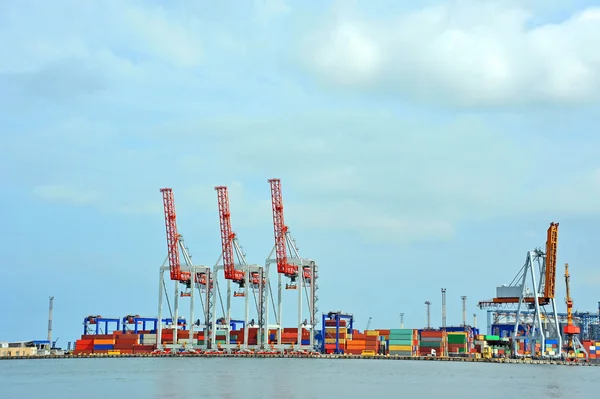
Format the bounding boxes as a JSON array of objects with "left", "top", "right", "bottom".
[{"left": 496, "top": 285, "right": 523, "bottom": 298}]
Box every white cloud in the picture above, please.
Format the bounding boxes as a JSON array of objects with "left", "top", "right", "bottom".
[
  {"left": 6, "top": 1, "right": 600, "bottom": 246},
  {"left": 300, "top": 1, "right": 600, "bottom": 106}
]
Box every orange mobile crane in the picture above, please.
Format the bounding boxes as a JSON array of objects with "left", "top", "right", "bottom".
[{"left": 563, "top": 263, "right": 587, "bottom": 360}]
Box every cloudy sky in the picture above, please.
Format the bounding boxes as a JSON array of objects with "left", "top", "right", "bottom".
[{"left": 1, "top": 0, "right": 600, "bottom": 343}]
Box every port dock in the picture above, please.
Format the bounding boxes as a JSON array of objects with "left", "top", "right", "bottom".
[{"left": 1, "top": 352, "right": 599, "bottom": 366}]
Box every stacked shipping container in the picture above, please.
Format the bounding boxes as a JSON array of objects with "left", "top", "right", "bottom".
[
  {"left": 323, "top": 319, "right": 347, "bottom": 353},
  {"left": 584, "top": 340, "right": 600, "bottom": 359},
  {"left": 388, "top": 329, "right": 416, "bottom": 356},
  {"left": 346, "top": 331, "right": 366, "bottom": 355},
  {"left": 419, "top": 330, "right": 446, "bottom": 356},
  {"left": 447, "top": 332, "right": 467, "bottom": 354}
]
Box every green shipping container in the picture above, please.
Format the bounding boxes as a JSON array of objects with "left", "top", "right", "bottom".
[
  {"left": 484, "top": 335, "right": 500, "bottom": 341},
  {"left": 447, "top": 335, "right": 467, "bottom": 344},
  {"left": 388, "top": 339, "right": 412, "bottom": 346},
  {"left": 389, "top": 334, "right": 413, "bottom": 340},
  {"left": 389, "top": 329, "right": 414, "bottom": 335},
  {"left": 420, "top": 341, "right": 443, "bottom": 348}
]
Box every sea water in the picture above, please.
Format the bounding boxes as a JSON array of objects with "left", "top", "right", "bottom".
[{"left": 1, "top": 357, "right": 597, "bottom": 398}]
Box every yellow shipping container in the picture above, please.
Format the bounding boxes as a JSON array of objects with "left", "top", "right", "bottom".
[
  {"left": 366, "top": 331, "right": 379, "bottom": 336},
  {"left": 325, "top": 339, "right": 346, "bottom": 344},
  {"left": 107, "top": 350, "right": 121, "bottom": 355},
  {"left": 389, "top": 345, "right": 412, "bottom": 351}
]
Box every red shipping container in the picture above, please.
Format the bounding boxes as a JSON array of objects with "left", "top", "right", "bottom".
[{"left": 421, "top": 331, "right": 444, "bottom": 338}]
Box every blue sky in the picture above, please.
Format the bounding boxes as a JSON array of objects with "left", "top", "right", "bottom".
[{"left": 2, "top": 0, "right": 600, "bottom": 345}]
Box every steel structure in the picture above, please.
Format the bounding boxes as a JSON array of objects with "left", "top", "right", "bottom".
[
  {"left": 478, "top": 222, "right": 562, "bottom": 358},
  {"left": 321, "top": 311, "right": 353, "bottom": 354},
  {"left": 157, "top": 188, "right": 213, "bottom": 353},
  {"left": 563, "top": 263, "right": 587, "bottom": 359},
  {"left": 47, "top": 296, "right": 54, "bottom": 348},
  {"left": 461, "top": 296, "right": 467, "bottom": 327},
  {"left": 441, "top": 289, "right": 447, "bottom": 330},
  {"left": 487, "top": 310, "right": 600, "bottom": 340},
  {"left": 211, "top": 186, "right": 267, "bottom": 352},
  {"left": 83, "top": 316, "right": 120, "bottom": 335},
  {"left": 400, "top": 313, "right": 404, "bottom": 329},
  {"left": 122, "top": 315, "right": 159, "bottom": 333},
  {"left": 265, "top": 178, "right": 319, "bottom": 351},
  {"left": 425, "top": 301, "right": 431, "bottom": 329}
]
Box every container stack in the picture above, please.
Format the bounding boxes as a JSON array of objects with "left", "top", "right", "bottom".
[
  {"left": 345, "top": 331, "right": 365, "bottom": 355},
  {"left": 362, "top": 330, "right": 380, "bottom": 355},
  {"left": 114, "top": 331, "right": 140, "bottom": 354},
  {"left": 323, "top": 319, "right": 347, "bottom": 353},
  {"left": 583, "top": 340, "right": 599, "bottom": 359},
  {"left": 74, "top": 337, "right": 94, "bottom": 354},
  {"left": 215, "top": 330, "right": 227, "bottom": 346},
  {"left": 388, "top": 329, "right": 416, "bottom": 356},
  {"left": 447, "top": 332, "right": 468, "bottom": 354},
  {"left": 377, "top": 329, "right": 390, "bottom": 355},
  {"left": 418, "top": 330, "right": 445, "bottom": 356},
  {"left": 544, "top": 339, "right": 559, "bottom": 356}
]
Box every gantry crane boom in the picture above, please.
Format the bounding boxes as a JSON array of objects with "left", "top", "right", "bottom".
[
  {"left": 160, "top": 188, "right": 210, "bottom": 288},
  {"left": 268, "top": 178, "right": 310, "bottom": 281},
  {"left": 160, "top": 188, "right": 191, "bottom": 282},
  {"left": 565, "top": 263, "right": 574, "bottom": 327},
  {"left": 215, "top": 186, "right": 246, "bottom": 284},
  {"left": 477, "top": 222, "right": 559, "bottom": 307},
  {"left": 544, "top": 222, "right": 559, "bottom": 300}
]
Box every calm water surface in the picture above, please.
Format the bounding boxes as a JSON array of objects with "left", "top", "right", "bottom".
[{"left": 1, "top": 358, "right": 598, "bottom": 398}]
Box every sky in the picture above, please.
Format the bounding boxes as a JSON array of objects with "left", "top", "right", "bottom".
[{"left": 1, "top": 0, "right": 600, "bottom": 345}]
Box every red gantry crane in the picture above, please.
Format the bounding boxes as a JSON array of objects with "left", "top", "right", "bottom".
[
  {"left": 212, "top": 186, "right": 267, "bottom": 351},
  {"left": 477, "top": 222, "right": 562, "bottom": 359},
  {"left": 156, "top": 188, "right": 213, "bottom": 352},
  {"left": 215, "top": 186, "right": 246, "bottom": 291},
  {"left": 265, "top": 178, "right": 319, "bottom": 351}
]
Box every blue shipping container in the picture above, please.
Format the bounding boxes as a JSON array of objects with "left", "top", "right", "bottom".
[
  {"left": 93, "top": 344, "right": 114, "bottom": 350},
  {"left": 301, "top": 340, "right": 310, "bottom": 345}
]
